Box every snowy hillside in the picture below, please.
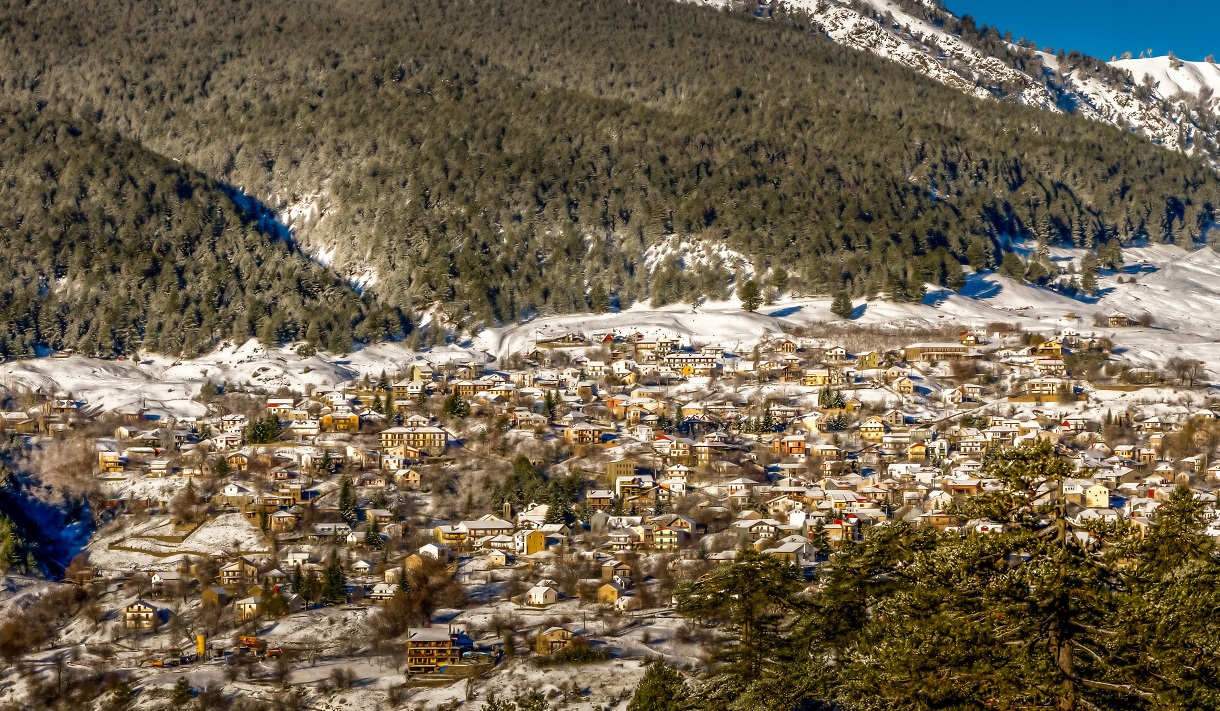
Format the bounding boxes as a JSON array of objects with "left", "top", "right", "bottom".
[
  {"left": 1112, "top": 56, "right": 1220, "bottom": 114},
  {"left": 9, "top": 244, "right": 1220, "bottom": 419},
  {"left": 690, "top": 0, "right": 1220, "bottom": 162},
  {"left": 482, "top": 243, "right": 1220, "bottom": 373}
]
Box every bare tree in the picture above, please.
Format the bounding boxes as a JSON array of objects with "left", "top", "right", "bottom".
[
  {"left": 22, "top": 438, "right": 99, "bottom": 499},
  {"left": 1167, "top": 357, "right": 1206, "bottom": 387}
]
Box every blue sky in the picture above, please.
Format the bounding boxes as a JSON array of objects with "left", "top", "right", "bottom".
[{"left": 944, "top": 0, "right": 1219, "bottom": 62}]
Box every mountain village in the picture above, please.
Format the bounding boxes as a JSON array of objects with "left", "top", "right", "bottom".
[{"left": 0, "top": 311, "right": 1215, "bottom": 706}]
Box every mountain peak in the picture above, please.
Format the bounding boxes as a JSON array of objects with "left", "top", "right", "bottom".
[{"left": 705, "top": 0, "right": 1220, "bottom": 163}]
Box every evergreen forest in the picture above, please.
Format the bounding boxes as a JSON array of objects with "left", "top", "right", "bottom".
[{"left": 1, "top": 0, "right": 1219, "bottom": 352}]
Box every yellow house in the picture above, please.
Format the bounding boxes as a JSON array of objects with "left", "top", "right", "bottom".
[
  {"left": 98, "top": 451, "right": 126, "bottom": 473},
  {"left": 321, "top": 412, "right": 361, "bottom": 433},
  {"left": 516, "top": 529, "right": 545, "bottom": 556},
  {"left": 597, "top": 582, "right": 628, "bottom": 604},
  {"left": 607, "top": 459, "right": 636, "bottom": 479},
  {"left": 433, "top": 525, "right": 467, "bottom": 547},
  {"left": 1084, "top": 483, "right": 1111, "bottom": 509},
  {"left": 859, "top": 417, "right": 887, "bottom": 442},
  {"left": 123, "top": 600, "right": 160, "bottom": 629},
  {"left": 803, "top": 369, "right": 834, "bottom": 387},
  {"left": 536, "top": 626, "right": 574, "bottom": 654},
  {"left": 856, "top": 351, "right": 880, "bottom": 370}
]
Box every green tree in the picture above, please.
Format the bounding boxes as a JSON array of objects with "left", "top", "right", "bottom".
[
  {"left": 443, "top": 393, "right": 470, "bottom": 419},
  {"left": 675, "top": 549, "right": 801, "bottom": 683},
  {"left": 0, "top": 515, "right": 34, "bottom": 575},
  {"left": 628, "top": 663, "right": 690, "bottom": 711},
  {"left": 822, "top": 441, "right": 1156, "bottom": 710},
  {"left": 363, "top": 521, "right": 384, "bottom": 550},
  {"left": 338, "top": 473, "right": 358, "bottom": 527},
  {"left": 299, "top": 570, "right": 321, "bottom": 605},
  {"left": 322, "top": 555, "right": 347, "bottom": 605},
  {"left": 171, "top": 678, "right": 193, "bottom": 706},
  {"left": 483, "top": 692, "right": 548, "bottom": 711},
  {"left": 245, "top": 414, "right": 282, "bottom": 444},
  {"left": 589, "top": 282, "right": 610, "bottom": 313},
  {"left": 542, "top": 390, "right": 559, "bottom": 420},
  {"left": 1081, "top": 251, "right": 1099, "bottom": 293},
  {"left": 396, "top": 563, "right": 412, "bottom": 594},
  {"left": 999, "top": 251, "right": 1026, "bottom": 279},
  {"left": 830, "top": 290, "right": 853, "bottom": 319},
  {"left": 110, "top": 681, "right": 135, "bottom": 709},
  {"left": 818, "top": 388, "right": 846, "bottom": 409},
  {"left": 737, "top": 279, "right": 762, "bottom": 312}
]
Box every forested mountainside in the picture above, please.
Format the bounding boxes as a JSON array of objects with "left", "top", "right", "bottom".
[
  {"left": 1, "top": 0, "right": 1220, "bottom": 345},
  {"left": 0, "top": 106, "right": 404, "bottom": 358},
  {"left": 755, "top": 0, "right": 1220, "bottom": 161}
]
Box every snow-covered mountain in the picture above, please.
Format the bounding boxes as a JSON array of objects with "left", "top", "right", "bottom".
[
  {"left": 696, "top": 0, "right": 1220, "bottom": 164},
  {"left": 1113, "top": 56, "right": 1220, "bottom": 115}
]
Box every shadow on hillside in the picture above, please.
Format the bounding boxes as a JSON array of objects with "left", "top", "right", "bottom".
[
  {"left": 767, "top": 305, "right": 803, "bottom": 318},
  {"left": 923, "top": 290, "right": 950, "bottom": 307},
  {"left": 957, "top": 273, "right": 1003, "bottom": 299}
]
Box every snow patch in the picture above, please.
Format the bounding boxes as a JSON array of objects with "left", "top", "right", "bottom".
[{"left": 644, "top": 235, "right": 754, "bottom": 276}]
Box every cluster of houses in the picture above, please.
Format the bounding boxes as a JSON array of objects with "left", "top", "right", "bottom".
[{"left": 39, "top": 322, "right": 1220, "bottom": 674}]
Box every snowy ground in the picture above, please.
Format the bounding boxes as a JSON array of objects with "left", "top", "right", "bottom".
[
  {"left": 478, "top": 244, "right": 1220, "bottom": 375},
  {"left": 4, "top": 244, "right": 1220, "bottom": 418}
]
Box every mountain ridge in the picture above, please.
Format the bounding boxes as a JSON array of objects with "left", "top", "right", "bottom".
[
  {"left": 1, "top": 0, "right": 1219, "bottom": 353},
  {"left": 712, "top": 0, "right": 1220, "bottom": 164}
]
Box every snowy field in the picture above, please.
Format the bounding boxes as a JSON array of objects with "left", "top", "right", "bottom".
[{"left": 4, "top": 244, "right": 1220, "bottom": 415}]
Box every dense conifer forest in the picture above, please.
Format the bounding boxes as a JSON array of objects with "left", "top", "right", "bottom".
[
  {"left": 1, "top": 0, "right": 1220, "bottom": 350},
  {"left": 0, "top": 106, "right": 403, "bottom": 358}
]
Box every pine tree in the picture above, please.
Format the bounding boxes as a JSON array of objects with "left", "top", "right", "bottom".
[
  {"left": 830, "top": 290, "right": 853, "bottom": 319},
  {"left": 258, "top": 578, "right": 275, "bottom": 617},
  {"left": 363, "top": 521, "right": 384, "bottom": 550},
  {"left": 171, "top": 678, "right": 193, "bottom": 706},
  {"left": 999, "top": 252, "right": 1026, "bottom": 279},
  {"left": 676, "top": 550, "right": 801, "bottom": 687},
  {"left": 589, "top": 282, "right": 610, "bottom": 314},
  {"left": 1098, "top": 239, "right": 1124, "bottom": 270},
  {"left": 245, "top": 414, "right": 282, "bottom": 444},
  {"left": 338, "top": 473, "right": 358, "bottom": 527},
  {"left": 322, "top": 555, "right": 347, "bottom": 605},
  {"left": 300, "top": 570, "right": 320, "bottom": 604},
  {"left": 737, "top": 279, "right": 762, "bottom": 312},
  {"left": 442, "top": 393, "right": 470, "bottom": 419},
  {"left": 305, "top": 320, "right": 322, "bottom": 346},
  {"left": 765, "top": 267, "right": 789, "bottom": 297},
  {"left": 1080, "top": 251, "right": 1099, "bottom": 293},
  {"left": 396, "top": 563, "right": 412, "bottom": 594},
  {"left": 628, "top": 663, "right": 690, "bottom": 711}
]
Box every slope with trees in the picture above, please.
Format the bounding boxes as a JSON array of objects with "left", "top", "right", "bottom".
[
  {"left": 0, "top": 105, "right": 404, "bottom": 357},
  {"left": 1, "top": 0, "right": 1218, "bottom": 338}
]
